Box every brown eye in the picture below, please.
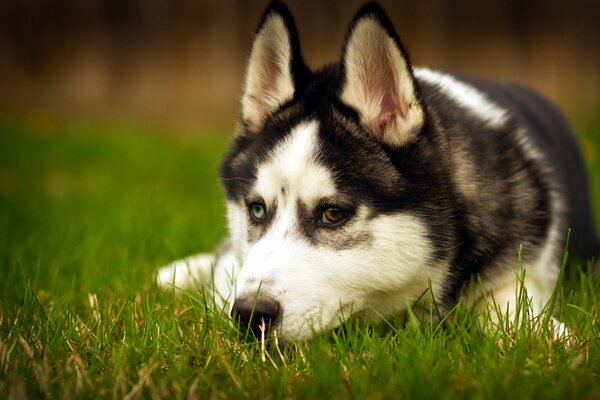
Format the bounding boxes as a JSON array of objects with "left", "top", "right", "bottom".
[{"left": 321, "top": 207, "right": 348, "bottom": 225}]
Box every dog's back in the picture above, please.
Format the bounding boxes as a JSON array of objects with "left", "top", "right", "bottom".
[
  {"left": 464, "top": 75, "right": 599, "bottom": 261},
  {"left": 416, "top": 70, "right": 598, "bottom": 278}
]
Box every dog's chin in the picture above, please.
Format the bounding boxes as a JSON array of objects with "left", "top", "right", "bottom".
[
  {"left": 231, "top": 315, "right": 345, "bottom": 343},
  {"left": 277, "top": 318, "right": 379, "bottom": 344}
]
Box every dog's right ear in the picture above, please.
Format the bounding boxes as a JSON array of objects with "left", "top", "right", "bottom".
[{"left": 241, "top": 1, "right": 310, "bottom": 132}]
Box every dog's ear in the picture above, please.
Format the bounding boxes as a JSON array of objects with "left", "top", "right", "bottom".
[
  {"left": 340, "top": 3, "right": 424, "bottom": 146},
  {"left": 241, "top": 1, "right": 309, "bottom": 131}
]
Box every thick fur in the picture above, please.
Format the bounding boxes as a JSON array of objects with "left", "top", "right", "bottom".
[{"left": 158, "top": 2, "right": 599, "bottom": 341}]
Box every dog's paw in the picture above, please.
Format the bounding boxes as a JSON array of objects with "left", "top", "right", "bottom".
[
  {"left": 545, "top": 316, "right": 574, "bottom": 345},
  {"left": 156, "top": 253, "right": 215, "bottom": 289}
]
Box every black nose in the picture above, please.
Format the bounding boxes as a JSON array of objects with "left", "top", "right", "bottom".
[{"left": 231, "top": 297, "right": 281, "bottom": 337}]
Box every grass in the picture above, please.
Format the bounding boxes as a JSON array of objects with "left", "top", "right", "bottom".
[{"left": 0, "top": 116, "right": 599, "bottom": 399}]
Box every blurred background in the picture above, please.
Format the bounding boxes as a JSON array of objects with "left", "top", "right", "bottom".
[{"left": 1, "top": 0, "right": 599, "bottom": 131}]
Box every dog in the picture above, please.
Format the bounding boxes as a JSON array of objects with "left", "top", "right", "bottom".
[{"left": 158, "top": 1, "right": 599, "bottom": 341}]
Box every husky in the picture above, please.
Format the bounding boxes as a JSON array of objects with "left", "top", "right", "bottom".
[{"left": 158, "top": 1, "right": 599, "bottom": 341}]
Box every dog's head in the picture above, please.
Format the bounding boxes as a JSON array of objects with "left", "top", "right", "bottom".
[{"left": 220, "top": 1, "right": 453, "bottom": 341}]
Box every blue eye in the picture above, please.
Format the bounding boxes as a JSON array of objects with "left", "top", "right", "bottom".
[{"left": 249, "top": 202, "right": 266, "bottom": 222}]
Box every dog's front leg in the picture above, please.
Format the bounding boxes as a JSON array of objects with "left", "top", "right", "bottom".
[
  {"left": 157, "top": 240, "right": 238, "bottom": 309},
  {"left": 476, "top": 271, "right": 569, "bottom": 342}
]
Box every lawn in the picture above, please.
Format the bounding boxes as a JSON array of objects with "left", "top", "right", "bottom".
[{"left": 0, "top": 116, "right": 599, "bottom": 399}]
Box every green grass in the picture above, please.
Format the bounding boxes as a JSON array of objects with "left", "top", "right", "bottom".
[{"left": 0, "top": 117, "right": 599, "bottom": 399}]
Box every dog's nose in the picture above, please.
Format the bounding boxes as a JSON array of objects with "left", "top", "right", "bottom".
[{"left": 231, "top": 297, "right": 281, "bottom": 337}]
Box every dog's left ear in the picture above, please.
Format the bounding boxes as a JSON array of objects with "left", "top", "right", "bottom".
[
  {"left": 241, "top": 1, "right": 310, "bottom": 132},
  {"left": 340, "top": 3, "right": 424, "bottom": 146}
]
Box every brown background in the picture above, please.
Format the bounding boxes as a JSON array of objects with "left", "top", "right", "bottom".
[{"left": 1, "top": 0, "right": 599, "bottom": 129}]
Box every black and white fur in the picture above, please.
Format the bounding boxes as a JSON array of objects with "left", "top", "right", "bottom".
[{"left": 158, "top": 2, "right": 599, "bottom": 341}]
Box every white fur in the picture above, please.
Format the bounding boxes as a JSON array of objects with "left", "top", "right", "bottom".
[
  {"left": 227, "top": 201, "right": 249, "bottom": 266},
  {"left": 157, "top": 253, "right": 215, "bottom": 289},
  {"left": 414, "top": 68, "right": 509, "bottom": 129},
  {"left": 157, "top": 249, "right": 238, "bottom": 311},
  {"left": 255, "top": 120, "right": 335, "bottom": 207},
  {"left": 233, "top": 209, "right": 443, "bottom": 340},
  {"left": 478, "top": 268, "right": 569, "bottom": 340}
]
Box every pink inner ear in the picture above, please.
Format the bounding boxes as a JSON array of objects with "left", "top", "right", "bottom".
[
  {"left": 374, "top": 90, "right": 403, "bottom": 138},
  {"left": 377, "top": 112, "right": 394, "bottom": 138}
]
